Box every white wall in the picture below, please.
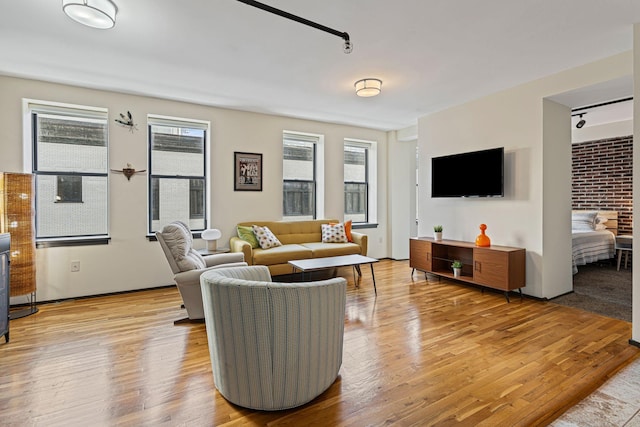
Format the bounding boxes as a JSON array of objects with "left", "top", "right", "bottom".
[
  {"left": 418, "top": 51, "right": 633, "bottom": 299},
  {"left": 633, "top": 24, "right": 640, "bottom": 342},
  {"left": 0, "top": 75, "right": 388, "bottom": 302},
  {"left": 388, "top": 129, "right": 417, "bottom": 260}
]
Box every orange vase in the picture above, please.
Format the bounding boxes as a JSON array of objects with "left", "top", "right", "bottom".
[{"left": 475, "top": 224, "right": 491, "bottom": 247}]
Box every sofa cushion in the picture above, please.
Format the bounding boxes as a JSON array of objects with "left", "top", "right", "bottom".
[
  {"left": 252, "top": 244, "right": 313, "bottom": 266},
  {"left": 321, "top": 223, "right": 348, "bottom": 243},
  {"left": 252, "top": 225, "right": 282, "bottom": 249},
  {"left": 237, "top": 225, "right": 260, "bottom": 248},
  {"left": 301, "top": 242, "right": 361, "bottom": 258}
]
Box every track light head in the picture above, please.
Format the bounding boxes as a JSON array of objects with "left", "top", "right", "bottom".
[
  {"left": 576, "top": 113, "right": 586, "bottom": 129},
  {"left": 343, "top": 39, "right": 353, "bottom": 54}
]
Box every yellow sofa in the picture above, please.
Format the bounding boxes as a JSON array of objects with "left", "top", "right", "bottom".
[{"left": 229, "top": 219, "right": 368, "bottom": 276}]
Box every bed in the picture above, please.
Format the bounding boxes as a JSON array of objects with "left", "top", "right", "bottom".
[{"left": 572, "top": 210, "right": 617, "bottom": 274}]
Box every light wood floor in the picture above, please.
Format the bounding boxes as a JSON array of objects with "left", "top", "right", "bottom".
[{"left": 1, "top": 259, "right": 638, "bottom": 426}]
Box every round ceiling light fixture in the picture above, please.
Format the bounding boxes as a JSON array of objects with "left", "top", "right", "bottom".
[
  {"left": 62, "top": 0, "right": 118, "bottom": 29},
  {"left": 354, "top": 78, "right": 382, "bottom": 97}
]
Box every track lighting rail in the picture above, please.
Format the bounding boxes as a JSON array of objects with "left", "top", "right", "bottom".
[{"left": 236, "top": 0, "right": 352, "bottom": 53}]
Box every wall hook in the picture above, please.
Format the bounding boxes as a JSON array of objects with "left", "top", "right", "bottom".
[{"left": 111, "top": 163, "right": 146, "bottom": 181}]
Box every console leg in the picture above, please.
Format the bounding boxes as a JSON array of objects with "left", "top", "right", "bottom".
[{"left": 504, "top": 291, "right": 510, "bottom": 303}]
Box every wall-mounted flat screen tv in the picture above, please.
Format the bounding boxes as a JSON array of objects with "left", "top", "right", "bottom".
[{"left": 431, "top": 147, "right": 504, "bottom": 198}]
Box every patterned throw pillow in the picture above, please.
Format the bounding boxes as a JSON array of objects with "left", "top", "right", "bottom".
[
  {"left": 252, "top": 225, "right": 282, "bottom": 249},
  {"left": 321, "top": 223, "right": 348, "bottom": 243},
  {"left": 237, "top": 225, "right": 260, "bottom": 249}
]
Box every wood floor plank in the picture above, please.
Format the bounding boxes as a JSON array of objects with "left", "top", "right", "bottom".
[{"left": 0, "top": 259, "right": 637, "bottom": 426}]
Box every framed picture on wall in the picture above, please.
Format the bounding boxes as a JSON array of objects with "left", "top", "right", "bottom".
[{"left": 234, "top": 152, "right": 263, "bottom": 191}]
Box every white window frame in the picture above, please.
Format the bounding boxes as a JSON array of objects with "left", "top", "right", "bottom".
[
  {"left": 23, "top": 99, "right": 110, "bottom": 246},
  {"left": 147, "top": 114, "right": 211, "bottom": 235},
  {"left": 282, "top": 131, "right": 325, "bottom": 220},
  {"left": 344, "top": 138, "right": 377, "bottom": 225}
]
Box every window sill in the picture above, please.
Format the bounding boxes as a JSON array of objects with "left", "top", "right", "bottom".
[
  {"left": 147, "top": 231, "right": 203, "bottom": 242},
  {"left": 36, "top": 237, "right": 111, "bottom": 248},
  {"left": 352, "top": 223, "right": 378, "bottom": 230}
]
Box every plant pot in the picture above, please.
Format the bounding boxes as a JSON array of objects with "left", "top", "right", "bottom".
[
  {"left": 434, "top": 232, "right": 442, "bottom": 241},
  {"left": 453, "top": 267, "right": 461, "bottom": 278}
]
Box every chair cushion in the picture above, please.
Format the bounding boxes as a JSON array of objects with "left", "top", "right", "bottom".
[{"left": 161, "top": 222, "right": 206, "bottom": 271}]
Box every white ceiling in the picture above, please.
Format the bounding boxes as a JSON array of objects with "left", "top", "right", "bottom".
[{"left": 2, "top": 1, "right": 640, "bottom": 131}]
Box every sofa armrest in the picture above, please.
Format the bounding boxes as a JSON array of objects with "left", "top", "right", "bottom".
[
  {"left": 230, "top": 236, "right": 254, "bottom": 265},
  {"left": 351, "top": 232, "right": 368, "bottom": 256},
  {"left": 203, "top": 252, "right": 245, "bottom": 267}
]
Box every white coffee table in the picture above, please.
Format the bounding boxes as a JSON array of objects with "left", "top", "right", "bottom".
[{"left": 288, "top": 254, "right": 379, "bottom": 294}]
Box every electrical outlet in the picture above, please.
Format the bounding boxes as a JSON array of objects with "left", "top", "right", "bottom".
[{"left": 70, "top": 261, "right": 80, "bottom": 272}]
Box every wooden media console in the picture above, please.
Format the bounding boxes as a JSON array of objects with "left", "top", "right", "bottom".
[{"left": 410, "top": 237, "right": 526, "bottom": 302}]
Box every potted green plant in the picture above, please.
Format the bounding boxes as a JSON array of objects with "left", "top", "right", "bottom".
[
  {"left": 451, "top": 260, "right": 463, "bottom": 278},
  {"left": 433, "top": 225, "right": 443, "bottom": 241}
]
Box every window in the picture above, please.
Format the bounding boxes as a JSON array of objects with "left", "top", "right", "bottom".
[
  {"left": 283, "top": 132, "right": 322, "bottom": 220},
  {"left": 148, "top": 116, "right": 208, "bottom": 234},
  {"left": 344, "top": 139, "right": 377, "bottom": 225},
  {"left": 28, "top": 101, "right": 109, "bottom": 241},
  {"left": 56, "top": 175, "right": 82, "bottom": 203}
]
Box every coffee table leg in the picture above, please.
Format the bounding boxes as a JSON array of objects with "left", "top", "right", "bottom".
[
  {"left": 370, "top": 263, "right": 377, "bottom": 295},
  {"left": 352, "top": 266, "right": 358, "bottom": 288},
  {"left": 355, "top": 265, "right": 362, "bottom": 276}
]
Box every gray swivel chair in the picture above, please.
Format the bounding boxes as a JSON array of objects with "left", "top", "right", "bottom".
[
  {"left": 200, "top": 265, "right": 347, "bottom": 410},
  {"left": 156, "top": 221, "right": 246, "bottom": 323}
]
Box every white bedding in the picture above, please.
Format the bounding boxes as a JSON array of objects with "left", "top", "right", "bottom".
[{"left": 572, "top": 229, "right": 616, "bottom": 274}]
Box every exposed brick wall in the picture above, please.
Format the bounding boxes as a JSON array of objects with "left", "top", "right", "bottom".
[{"left": 572, "top": 135, "right": 633, "bottom": 235}]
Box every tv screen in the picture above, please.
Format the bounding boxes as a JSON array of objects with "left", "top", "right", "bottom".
[{"left": 431, "top": 147, "right": 504, "bottom": 198}]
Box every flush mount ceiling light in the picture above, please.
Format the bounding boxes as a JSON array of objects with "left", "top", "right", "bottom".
[
  {"left": 236, "top": 0, "right": 352, "bottom": 53},
  {"left": 354, "top": 78, "right": 382, "bottom": 97},
  {"left": 62, "top": 0, "right": 118, "bottom": 29}
]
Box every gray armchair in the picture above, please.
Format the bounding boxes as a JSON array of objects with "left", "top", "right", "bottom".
[
  {"left": 156, "top": 221, "right": 246, "bottom": 322},
  {"left": 200, "top": 265, "right": 347, "bottom": 410}
]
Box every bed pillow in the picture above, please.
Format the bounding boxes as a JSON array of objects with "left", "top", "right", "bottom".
[
  {"left": 572, "top": 211, "right": 597, "bottom": 231},
  {"left": 595, "top": 216, "right": 608, "bottom": 225},
  {"left": 237, "top": 225, "right": 260, "bottom": 249},
  {"left": 252, "top": 225, "right": 282, "bottom": 249},
  {"left": 322, "top": 223, "right": 348, "bottom": 243},
  {"left": 595, "top": 223, "right": 607, "bottom": 231}
]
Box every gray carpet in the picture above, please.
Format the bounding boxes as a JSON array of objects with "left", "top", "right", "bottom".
[{"left": 552, "top": 262, "right": 632, "bottom": 322}]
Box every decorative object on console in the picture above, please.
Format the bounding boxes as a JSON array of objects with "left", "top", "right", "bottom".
[
  {"left": 114, "top": 111, "right": 137, "bottom": 132},
  {"left": 62, "top": 0, "right": 118, "bottom": 29},
  {"left": 201, "top": 228, "right": 222, "bottom": 251},
  {"left": 433, "top": 225, "right": 443, "bottom": 241},
  {"left": 475, "top": 223, "right": 491, "bottom": 247},
  {"left": 0, "top": 173, "right": 37, "bottom": 319},
  {"left": 111, "top": 163, "right": 146, "bottom": 181},
  {"left": 451, "top": 260, "right": 462, "bottom": 278}
]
